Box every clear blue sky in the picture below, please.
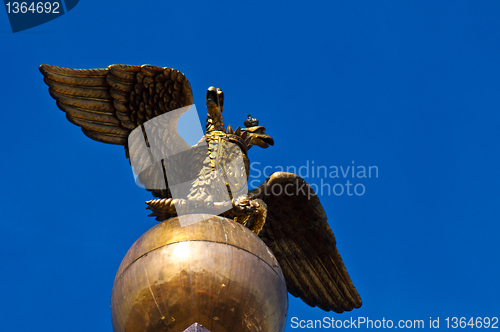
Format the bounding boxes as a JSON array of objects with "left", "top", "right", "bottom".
[{"left": 1, "top": 1, "right": 499, "bottom": 331}]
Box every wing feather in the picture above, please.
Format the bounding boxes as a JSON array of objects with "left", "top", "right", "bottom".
[
  {"left": 55, "top": 102, "right": 120, "bottom": 125},
  {"left": 274, "top": 227, "right": 331, "bottom": 306},
  {"left": 81, "top": 128, "right": 127, "bottom": 145},
  {"left": 40, "top": 65, "right": 108, "bottom": 86},
  {"left": 260, "top": 229, "right": 302, "bottom": 298},
  {"left": 106, "top": 73, "right": 134, "bottom": 93},
  {"left": 252, "top": 172, "right": 362, "bottom": 312},
  {"left": 49, "top": 88, "right": 114, "bottom": 112},
  {"left": 40, "top": 63, "right": 194, "bottom": 198},
  {"left": 67, "top": 116, "right": 130, "bottom": 136},
  {"left": 44, "top": 78, "right": 111, "bottom": 99}
]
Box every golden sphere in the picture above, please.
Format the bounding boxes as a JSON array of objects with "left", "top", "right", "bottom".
[{"left": 111, "top": 215, "right": 288, "bottom": 332}]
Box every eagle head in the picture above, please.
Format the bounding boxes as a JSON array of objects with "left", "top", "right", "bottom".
[
  {"left": 206, "top": 86, "right": 224, "bottom": 116},
  {"left": 242, "top": 125, "right": 275, "bottom": 149}
]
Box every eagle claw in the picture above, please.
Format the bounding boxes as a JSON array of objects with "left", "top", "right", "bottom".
[{"left": 229, "top": 196, "right": 267, "bottom": 235}]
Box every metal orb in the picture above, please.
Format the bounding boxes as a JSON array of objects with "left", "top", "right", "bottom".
[{"left": 111, "top": 215, "right": 288, "bottom": 332}]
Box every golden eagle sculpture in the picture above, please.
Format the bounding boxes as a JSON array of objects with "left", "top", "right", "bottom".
[{"left": 39, "top": 63, "right": 362, "bottom": 314}]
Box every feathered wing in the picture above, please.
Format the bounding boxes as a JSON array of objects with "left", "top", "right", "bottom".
[
  {"left": 40, "top": 64, "right": 196, "bottom": 198},
  {"left": 250, "top": 172, "right": 362, "bottom": 312}
]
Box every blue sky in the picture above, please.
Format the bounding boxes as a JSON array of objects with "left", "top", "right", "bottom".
[{"left": 1, "top": 1, "right": 499, "bottom": 331}]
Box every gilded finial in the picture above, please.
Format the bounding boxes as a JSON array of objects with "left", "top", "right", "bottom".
[{"left": 40, "top": 63, "right": 361, "bottom": 318}]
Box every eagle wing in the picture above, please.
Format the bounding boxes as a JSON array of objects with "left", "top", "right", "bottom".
[
  {"left": 250, "top": 172, "right": 362, "bottom": 312},
  {"left": 40, "top": 64, "right": 195, "bottom": 198}
]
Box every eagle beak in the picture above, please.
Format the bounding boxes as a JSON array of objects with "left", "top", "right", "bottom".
[{"left": 242, "top": 126, "right": 274, "bottom": 149}]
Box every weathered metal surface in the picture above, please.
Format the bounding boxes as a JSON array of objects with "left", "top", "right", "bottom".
[{"left": 111, "top": 215, "right": 288, "bottom": 332}]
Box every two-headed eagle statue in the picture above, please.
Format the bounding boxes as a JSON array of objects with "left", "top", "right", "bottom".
[{"left": 39, "top": 64, "right": 362, "bottom": 313}]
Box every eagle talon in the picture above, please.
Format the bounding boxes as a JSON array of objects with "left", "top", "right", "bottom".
[{"left": 230, "top": 196, "right": 267, "bottom": 235}]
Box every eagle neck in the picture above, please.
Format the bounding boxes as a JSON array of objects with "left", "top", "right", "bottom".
[{"left": 206, "top": 114, "right": 225, "bottom": 133}]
